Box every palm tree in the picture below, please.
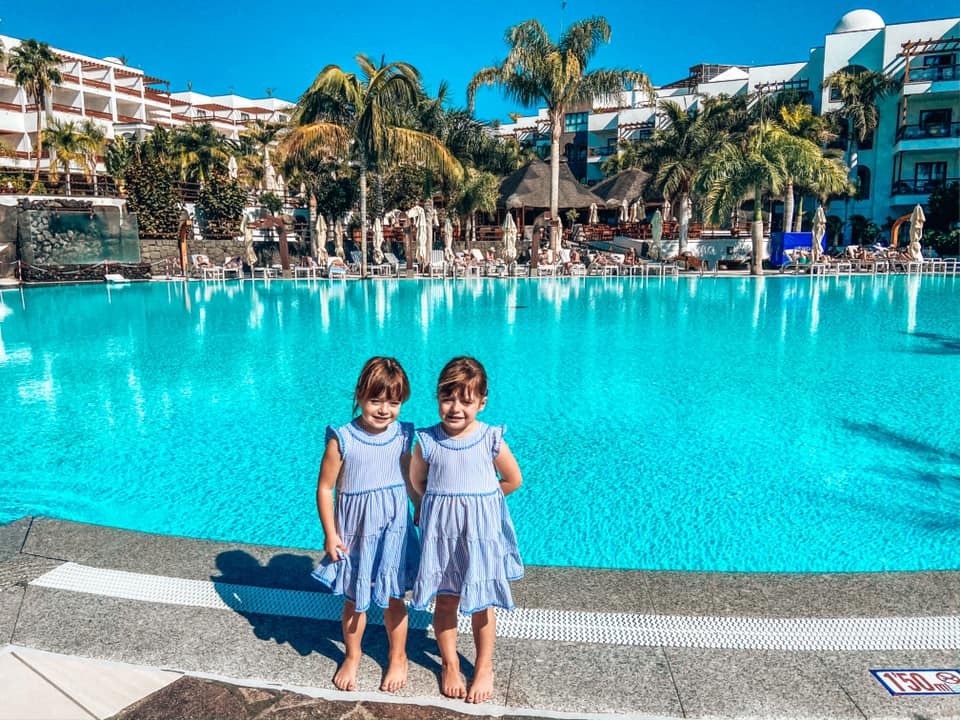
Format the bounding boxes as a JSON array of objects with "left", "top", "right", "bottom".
[
  {"left": 698, "top": 121, "right": 814, "bottom": 275},
  {"left": 78, "top": 120, "right": 106, "bottom": 195},
  {"left": 450, "top": 168, "right": 499, "bottom": 245},
  {"left": 281, "top": 54, "right": 462, "bottom": 277},
  {"left": 776, "top": 103, "right": 839, "bottom": 231},
  {"left": 42, "top": 119, "right": 88, "bottom": 195},
  {"left": 238, "top": 119, "right": 285, "bottom": 190},
  {"left": 7, "top": 39, "right": 62, "bottom": 193},
  {"left": 632, "top": 101, "right": 721, "bottom": 252},
  {"left": 468, "top": 17, "right": 650, "bottom": 261},
  {"left": 172, "top": 122, "right": 231, "bottom": 184}
]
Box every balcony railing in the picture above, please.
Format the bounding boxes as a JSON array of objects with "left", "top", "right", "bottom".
[
  {"left": 85, "top": 108, "right": 113, "bottom": 120},
  {"left": 891, "top": 177, "right": 958, "bottom": 195},
  {"left": 51, "top": 103, "right": 82, "bottom": 115},
  {"left": 0, "top": 100, "right": 22, "bottom": 112},
  {"left": 587, "top": 146, "right": 617, "bottom": 158},
  {"left": 905, "top": 64, "right": 959, "bottom": 83},
  {"left": 895, "top": 122, "right": 960, "bottom": 141}
]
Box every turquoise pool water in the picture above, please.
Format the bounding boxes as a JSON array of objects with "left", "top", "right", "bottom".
[{"left": 1, "top": 276, "right": 958, "bottom": 572}]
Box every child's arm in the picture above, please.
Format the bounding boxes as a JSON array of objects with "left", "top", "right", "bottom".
[
  {"left": 494, "top": 440, "right": 523, "bottom": 496},
  {"left": 316, "top": 437, "right": 347, "bottom": 561},
  {"left": 409, "top": 444, "right": 428, "bottom": 522}
]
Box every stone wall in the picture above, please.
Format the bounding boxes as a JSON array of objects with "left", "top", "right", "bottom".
[{"left": 15, "top": 198, "right": 140, "bottom": 265}]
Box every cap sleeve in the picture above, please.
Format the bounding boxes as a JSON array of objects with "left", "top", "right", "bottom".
[
  {"left": 399, "top": 422, "right": 415, "bottom": 454},
  {"left": 325, "top": 425, "right": 345, "bottom": 455},
  {"left": 489, "top": 424, "right": 507, "bottom": 458},
  {"left": 415, "top": 427, "right": 434, "bottom": 462}
]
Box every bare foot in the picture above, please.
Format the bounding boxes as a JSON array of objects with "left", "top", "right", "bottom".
[
  {"left": 380, "top": 655, "right": 408, "bottom": 692},
  {"left": 333, "top": 654, "right": 360, "bottom": 691},
  {"left": 466, "top": 664, "right": 494, "bottom": 704},
  {"left": 441, "top": 660, "right": 466, "bottom": 699}
]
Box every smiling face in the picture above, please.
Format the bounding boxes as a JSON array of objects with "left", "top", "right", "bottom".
[
  {"left": 438, "top": 388, "right": 487, "bottom": 438},
  {"left": 357, "top": 395, "right": 402, "bottom": 434}
]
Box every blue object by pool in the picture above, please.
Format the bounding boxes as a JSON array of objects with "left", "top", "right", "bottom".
[{"left": 1, "top": 276, "right": 958, "bottom": 572}]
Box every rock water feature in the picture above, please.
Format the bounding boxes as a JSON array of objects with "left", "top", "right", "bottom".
[{"left": 16, "top": 198, "right": 141, "bottom": 266}]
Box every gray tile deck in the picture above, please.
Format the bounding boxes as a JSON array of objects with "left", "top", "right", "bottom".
[
  {"left": 0, "top": 517, "right": 30, "bottom": 564},
  {"left": 4, "top": 516, "right": 959, "bottom": 719}
]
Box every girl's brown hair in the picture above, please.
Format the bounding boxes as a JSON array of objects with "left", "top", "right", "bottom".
[
  {"left": 353, "top": 357, "right": 410, "bottom": 414},
  {"left": 436, "top": 356, "right": 488, "bottom": 400}
]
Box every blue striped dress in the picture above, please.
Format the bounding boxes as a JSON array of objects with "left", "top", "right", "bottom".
[
  {"left": 312, "top": 420, "right": 420, "bottom": 612},
  {"left": 411, "top": 422, "right": 523, "bottom": 614}
]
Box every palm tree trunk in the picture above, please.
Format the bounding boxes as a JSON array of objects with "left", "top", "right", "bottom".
[
  {"left": 677, "top": 192, "right": 690, "bottom": 252},
  {"left": 278, "top": 220, "right": 290, "bottom": 276},
  {"left": 309, "top": 193, "right": 318, "bottom": 258},
  {"left": 30, "top": 103, "right": 43, "bottom": 194},
  {"left": 546, "top": 109, "right": 564, "bottom": 269},
  {"left": 793, "top": 195, "right": 804, "bottom": 232},
  {"left": 783, "top": 180, "right": 794, "bottom": 237},
  {"left": 751, "top": 185, "right": 763, "bottom": 276},
  {"left": 359, "top": 167, "right": 368, "bottom": 278}
]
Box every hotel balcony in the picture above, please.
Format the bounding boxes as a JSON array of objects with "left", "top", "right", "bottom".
[
  {"left": 890, "top": 176, "right": 958, "bottom": 197},
  {"left": 894, "top": 121, "right": 960, "bottom": 152}
]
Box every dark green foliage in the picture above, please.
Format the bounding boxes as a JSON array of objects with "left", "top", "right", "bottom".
[
  {"left": 382, "top": 164, "right": 429, "bottom": 210},
  {"left": 197, "top": 172, "right": 247, "bottom": 237},
  {"left": 124, "top": 156, "right": 180, "bottom": 237},
  {"left": 313, "top": 172, "right": 358, "bottom": 219},
  {"left": 259, "top": 192, "right": 283, "bottom": 215},
  {"left": 927, "top": 181, "right": 959, "bottom": 233},
  {"left": 849, "top": 214, "right": 880, "bottom": 244}
]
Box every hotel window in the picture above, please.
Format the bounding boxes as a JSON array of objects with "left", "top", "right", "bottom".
[
  {"left": 923, "top": 53, "right": 955, "bottom": 67},
  {"left": 564, "top": 112, "right": 588, "bottom": 132},
  {"left": 855, "top": 166, "right": 871, "bottom": 200},
  {"left": 915, "top": 161, "right": 946, "bottom": 192},
  {"left": 241, "top": 112, "right": 250, "bottom": 121},
  {"left": 196, "top": 108, "right": 207, "bottom": 118},
  {"left": 919, "top": 108, "right": 951, "bottom": 136}
]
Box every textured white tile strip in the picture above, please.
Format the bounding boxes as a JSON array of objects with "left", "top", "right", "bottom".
[{"left": 30, "top": 562, "right": 960, "bottom": 651}]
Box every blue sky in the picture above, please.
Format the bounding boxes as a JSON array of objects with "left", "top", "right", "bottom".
[{"left": 1, "top": 1, "right": 953, "bottom": 123}]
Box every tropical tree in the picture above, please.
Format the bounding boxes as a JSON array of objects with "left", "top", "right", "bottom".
[
  {"left": 42, "top": 120, "right": 88, "bottom": 195},
  {"left": 698, "top": 120, "right": 835, "bottom": 275},
  {"left": 172, "top": 122, "right": 231, "bottom": 184},
  {"left": 469, "top": 17, "right": 650, "bottom": 262},
  {"left": 775, "top": 103, "right": 842, "bottom": 231},
  {"left": 823, "top": 68, "right": 899, "bottom": 158},
  {"left": 281, "top": 54, "right": 462, "bottom": 277},
  {"left": 7, "top": 39, "right": 62, "bottom": 193},
  {"left": 237, "top": 119, "right": 285, "bottom": 190},
  {"left": 78, "top": 120, "right": 106, "bottom": 194},
  {"left": 449, "top": 168, "right": 499, "bottom": 245},
  {"left": 629, "top": 101, "right": 722, "bottom": 251}
]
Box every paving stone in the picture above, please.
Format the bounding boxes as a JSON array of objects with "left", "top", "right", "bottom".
[
  {"left": 0, "top": 554, "right": 63, "bottom": 590},
  {"left": 505, "top": 639, "right": 681, "bottom": 716},
  {"left": 0, "top": 585, "right": 24, "bottom": 645},
  {"left": 0, "top": 517, "right": 31, "bottom": 564},
  {"left": 644, "top": 571, "right": 782, "bottom": 617},
  {"left": 112, "top": 676, "right": 252, "bottom": 720},
  {"left": 515, "top": 566, "right": 653, "bottom": 614},
  {"left": 0, "top": 651, "right": 90, "bottom": 720},
  {"left": 21, "top": 517, "right": 135, "bottom": 563},
  {"left": 665, "top": 647, "right": 865, "bottom": 718}
]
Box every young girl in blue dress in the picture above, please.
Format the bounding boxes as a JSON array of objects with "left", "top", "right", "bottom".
[
  {"left": 410, "top": 356, "right": 524, "bottom": 704},
  {"left": 313, "top": 356, "right": 420, "bottom": 692}
]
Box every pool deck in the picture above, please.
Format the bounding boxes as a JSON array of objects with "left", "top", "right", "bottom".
[{"left": 1, "top": 517, "right": 957, "bottom": 719}]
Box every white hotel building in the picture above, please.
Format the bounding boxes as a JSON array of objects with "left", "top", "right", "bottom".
[
  {"left": 0, "top": 33, "right": 294, "bottom": 174},
  {"left": 497, "top": 9, "right": 960, "bottom": 230}
]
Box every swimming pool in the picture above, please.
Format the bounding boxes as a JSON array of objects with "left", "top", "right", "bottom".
[{"left": 1, "top": 276, "right": 957, "bottom": 572}]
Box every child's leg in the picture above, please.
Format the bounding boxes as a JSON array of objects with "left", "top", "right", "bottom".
[
  {"left": 334, "top": 601, "right": 365, "bottom": 691},
  {"left": 380, "top": 597, "right": 409, "bottom": 692},
  {"left": 466, "top": 607, "right": 496, "bottom": 704},
  {"left": 433, "top": 594, "right": 466, "bottom": 698}
]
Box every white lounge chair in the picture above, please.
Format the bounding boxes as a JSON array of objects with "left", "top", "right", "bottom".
[
  {"left": 426, "top": 249, "right": 446, "bottom": 278},
  {"left": 382, "top": 252, "right": 402, "bottom": 277},
  {"left": 326, "top": 257, "right": 348, "bottom": 280}
]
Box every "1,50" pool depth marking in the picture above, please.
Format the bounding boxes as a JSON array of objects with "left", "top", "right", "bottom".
[{"left": 871, "top": 669, "right": 960, "bottom": 695}]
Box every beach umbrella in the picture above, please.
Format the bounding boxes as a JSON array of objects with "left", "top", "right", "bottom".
[
  {"left": 373, "top": 217, "right": 385, "bottom": 264},
  {"left": 227, "top": 156, "right": 238, "bottom": 179},
  {"left": 316, "top": 214, "right": 327, "bottom": 251},
  {"left": 264, "top": 153, "right": 277, "bottom": 191},
  {"left": 662, "top": 198, "right": 672, "bottom": 222},
  {"left": 650, "top": 209, "right": 664, "bottom": 260},
  {"left": 334, "top": 218, "right": 345, "bottom": 260},
  {"left": 241, "top": 214, "right": 257, "bottom": 267},
  {"left": 811, "top": 205, "right": 826, "bottom": 263},
  {"left": 909, "top": 203, "right": 925, "bottom": 249},
  {"left": 588, "top": 203, "right": 598, "bottom": 225},
  {"left": 443, "top": 217, "right": 454, "bottom": 262},
  {"left": 276, "top": 174, "right": 286, "bottom": 197},
  {"left": 502, "top": 212, "right": 518, "bottom": 262},
  {"left": 407, "top": 205, "right": 429, "bottom": 266},
  {"left": 619, "top": 199, "right": 629, "bottom": 223}
]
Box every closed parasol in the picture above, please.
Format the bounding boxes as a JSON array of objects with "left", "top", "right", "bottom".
[
  {"left": 650, "top": 209, "right": 664, "bottom": 260},
  {"left": 407, "top": 205, "right": 429, "bottom": 266},
  {"left": 588, "top": 203, "right": 598, "bottom": 225},
  {"left": 443, "top": 217, "right": 454, "bottom": 262},
  {"left": 811, "top": 205, "right": 826, "bottom": 262},
  {"left": 909, "top": 203, "right": 925, "bottom": 248},
  {"left": 502, "top": 212, "right": 518, "bottom": 262},
  {"left": 373, "top": 217, "right": 385, "bottom": 264},
  {"left": 241, "top": 214, "right": 257, "bottom": 267},
  {"left": 334, "top": 218, "right": 345, "bottom": 260},
  {"left": 619, "top": 199, "right": 629, "bottom": 223}
]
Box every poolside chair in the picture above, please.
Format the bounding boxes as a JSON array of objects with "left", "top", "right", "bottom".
[
  {"left": 382, "top": 252, "right": 402, "bottom": 277},
  {"left": 348, "top": 250, "right": 364, "bottom": 275},
  {"left": 191, "top": 254, "right": 223, "bottom": 280},
  {"left": 294, "top": 256, "right": 321, "bottom": 279},
  {"left": 222, "top": 256, "right": 243, "bottom": 280},
  {"left": 326, "top": 257, "right": 348, "bottom": 280},
  {"left": 427, "top": 249, "right": 446, "bottom": 278}
]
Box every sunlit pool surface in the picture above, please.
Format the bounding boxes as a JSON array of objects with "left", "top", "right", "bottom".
[{"left": 1, "top": 275, "right": 958, "bottom": 572}]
